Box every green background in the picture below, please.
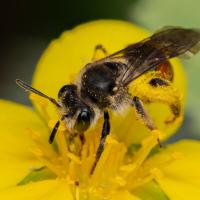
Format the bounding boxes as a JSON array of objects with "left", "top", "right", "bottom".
[{"left": 0, "top": 0, "right": 200, "bottom": 141}]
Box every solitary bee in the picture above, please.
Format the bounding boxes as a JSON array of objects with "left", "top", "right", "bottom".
[{"left": 16, "top": 26, "right": 200, "bottom": 172}]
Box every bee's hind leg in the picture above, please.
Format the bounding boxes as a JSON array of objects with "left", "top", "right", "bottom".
[
  {"left": 92, "top": 44, "right": 108, "bottom": 61},
  {"left": 90, "top": 111, "right": 110, "bottom": 174},
  {"left": 132, "top": 96, "right": 162, "bottom": 147},
  {"left": 148, "top": 77, "right": 182, "bottom": 124},
  {"left": 133, "top": 71, "right": 183, "bottom": 125}
]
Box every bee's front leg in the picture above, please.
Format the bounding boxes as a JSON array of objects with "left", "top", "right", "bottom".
[
  {"left": 132, "top": 96, "right": 162, "bottom": 147},
  {"left": 92, "top": 44, "right": 108, "bottom": 61},
  {"left": 90, "top": 111, "right": 110, "bottom": 174}
]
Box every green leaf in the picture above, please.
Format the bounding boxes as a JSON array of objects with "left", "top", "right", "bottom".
[
  {"left": 17, "top": 167, "right": 56, "bottom": 185},
  {"left": 133, "top": 181, "right": 169, "bottom": 200}
]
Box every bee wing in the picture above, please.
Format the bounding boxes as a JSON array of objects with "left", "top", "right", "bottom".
[{"left": 105, "top": 27, "right": 200, "bottom": 86}]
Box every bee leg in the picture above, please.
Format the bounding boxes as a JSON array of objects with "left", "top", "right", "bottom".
[
  {"left": 132, "top": 96, "right": 162, "bottom": 147},
  {"left": 49, "top": 116, "right": 65, "bottom": 144},
  {"left": 49, "top": 120, "right": 60, "bottom": 144},
  {"left": 165, "top": 103, "right": 181, "bottom": 124},
  {"left": 149, "top": 77, "right": 169, "bottom": 87},
  {"left": 79, "top": 132, "right": 85, "bottom": 145},
  {"left": 90, "top": 111, "right": 110, "bottom": 174},
  {"left": 132, "top": 96, "right": 155, "bottom": 130},
  {"left": 92, "top": 44, "right": 108, "bottom": 61},
  {"left": 79, "top": 132, "right": 85, "bottom": 153},
  {"left": 148, "top": 77, "right": 182, "bottom": 124},
  {"left": 133, "top": 74, "right": 182, "bottom": 125}
]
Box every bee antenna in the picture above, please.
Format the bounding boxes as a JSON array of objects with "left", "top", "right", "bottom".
[{"left": 16, "top": 79, "right": 61, "bottom": 108}]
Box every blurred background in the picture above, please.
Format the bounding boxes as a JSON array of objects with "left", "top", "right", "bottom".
[{"left": 0, "top": 0, "right": 200, "bottom": 141}]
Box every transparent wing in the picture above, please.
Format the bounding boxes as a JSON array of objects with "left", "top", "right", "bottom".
[{"left": 103, "top": 26, "right": 200, "bottom": 86}]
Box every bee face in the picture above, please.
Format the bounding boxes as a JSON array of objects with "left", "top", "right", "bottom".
[{"left": 58, "top": 84, "right": 95, "bottom": 132}]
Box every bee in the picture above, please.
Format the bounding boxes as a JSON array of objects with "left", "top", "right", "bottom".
[{"left": 16, "top": 26, "right": 200, "bottom": 172}]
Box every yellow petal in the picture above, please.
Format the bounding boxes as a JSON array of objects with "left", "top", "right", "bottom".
[
  {"left": 147, "top": 140, "right": 200, "bottom": 200},
  {"left": 32, "top": 20, "right": 186, "bottom": 144},
  {"left": 0, "top": 100, "right": 49, "bottom": 189},
  {"left": 0, "top": 179, "right": 73, "bottom": 200}
]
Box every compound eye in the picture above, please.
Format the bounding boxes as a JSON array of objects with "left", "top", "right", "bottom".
[
  {"left": 75, "top": 109, "right": 91, "bottom": 132},
  {"left": 58, "top": 85, "right": 68, "bottom": 98},
  {"left": 58, "top": 84, "right": 77, "bottom": 98}
]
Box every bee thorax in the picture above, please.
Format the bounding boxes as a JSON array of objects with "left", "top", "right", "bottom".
[{"left": 80, "top": 61, "right": 126, "bottom": 109}]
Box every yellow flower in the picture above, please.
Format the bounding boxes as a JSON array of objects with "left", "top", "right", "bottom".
[{"left": 0, "top": 20, "right": 199, "bottom": 200}]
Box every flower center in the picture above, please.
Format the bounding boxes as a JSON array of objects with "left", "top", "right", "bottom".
[{"left": 28, "top": 93, "right": 182, "bottom": 199}]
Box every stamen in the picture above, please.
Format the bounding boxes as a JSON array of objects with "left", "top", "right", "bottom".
[
  {"left": 66, "top": 152, "right": 82, "bottom": 164},
  {"left": 91, "top": 139, "right": 113, "bottom": 184},
  {"left": 75, "top": 186, "right": 80, "bottom": 200},
  {"left": 27, "top": 129, "right": 67, "bottom": 177},
  {"left": 27, "top": 129, "right": 58, "bottom": 159},
  {"left": 120, "top": 130, "right": 165, "bottom": 190},
  {"left": 143, "top": 151, "right": 184, "bottom": 171},
  {"left": 91, "top": 135, "right": 126, "bottom": 187},
  {"left": 54, "top": 131, "right": 69, "bottom": 177},
  {"left": 29, "top": 147, "right": 62, "bottom": 177},
  {"left": 150, "top": 168, "right": 164, "bottom": 180},
  {"left": 127, "top": 174, "right": 154, "bottom": 190},
  {"left": 113, "top": 176, "right": 126, "bottom": 187},
  {"left": 130, "top": 130, "right": 163, "bottom": 174}
]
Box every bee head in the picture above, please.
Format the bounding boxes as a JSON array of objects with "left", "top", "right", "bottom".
[{"left": 58, "top": 84, "right": 94, "bottom": 132}]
